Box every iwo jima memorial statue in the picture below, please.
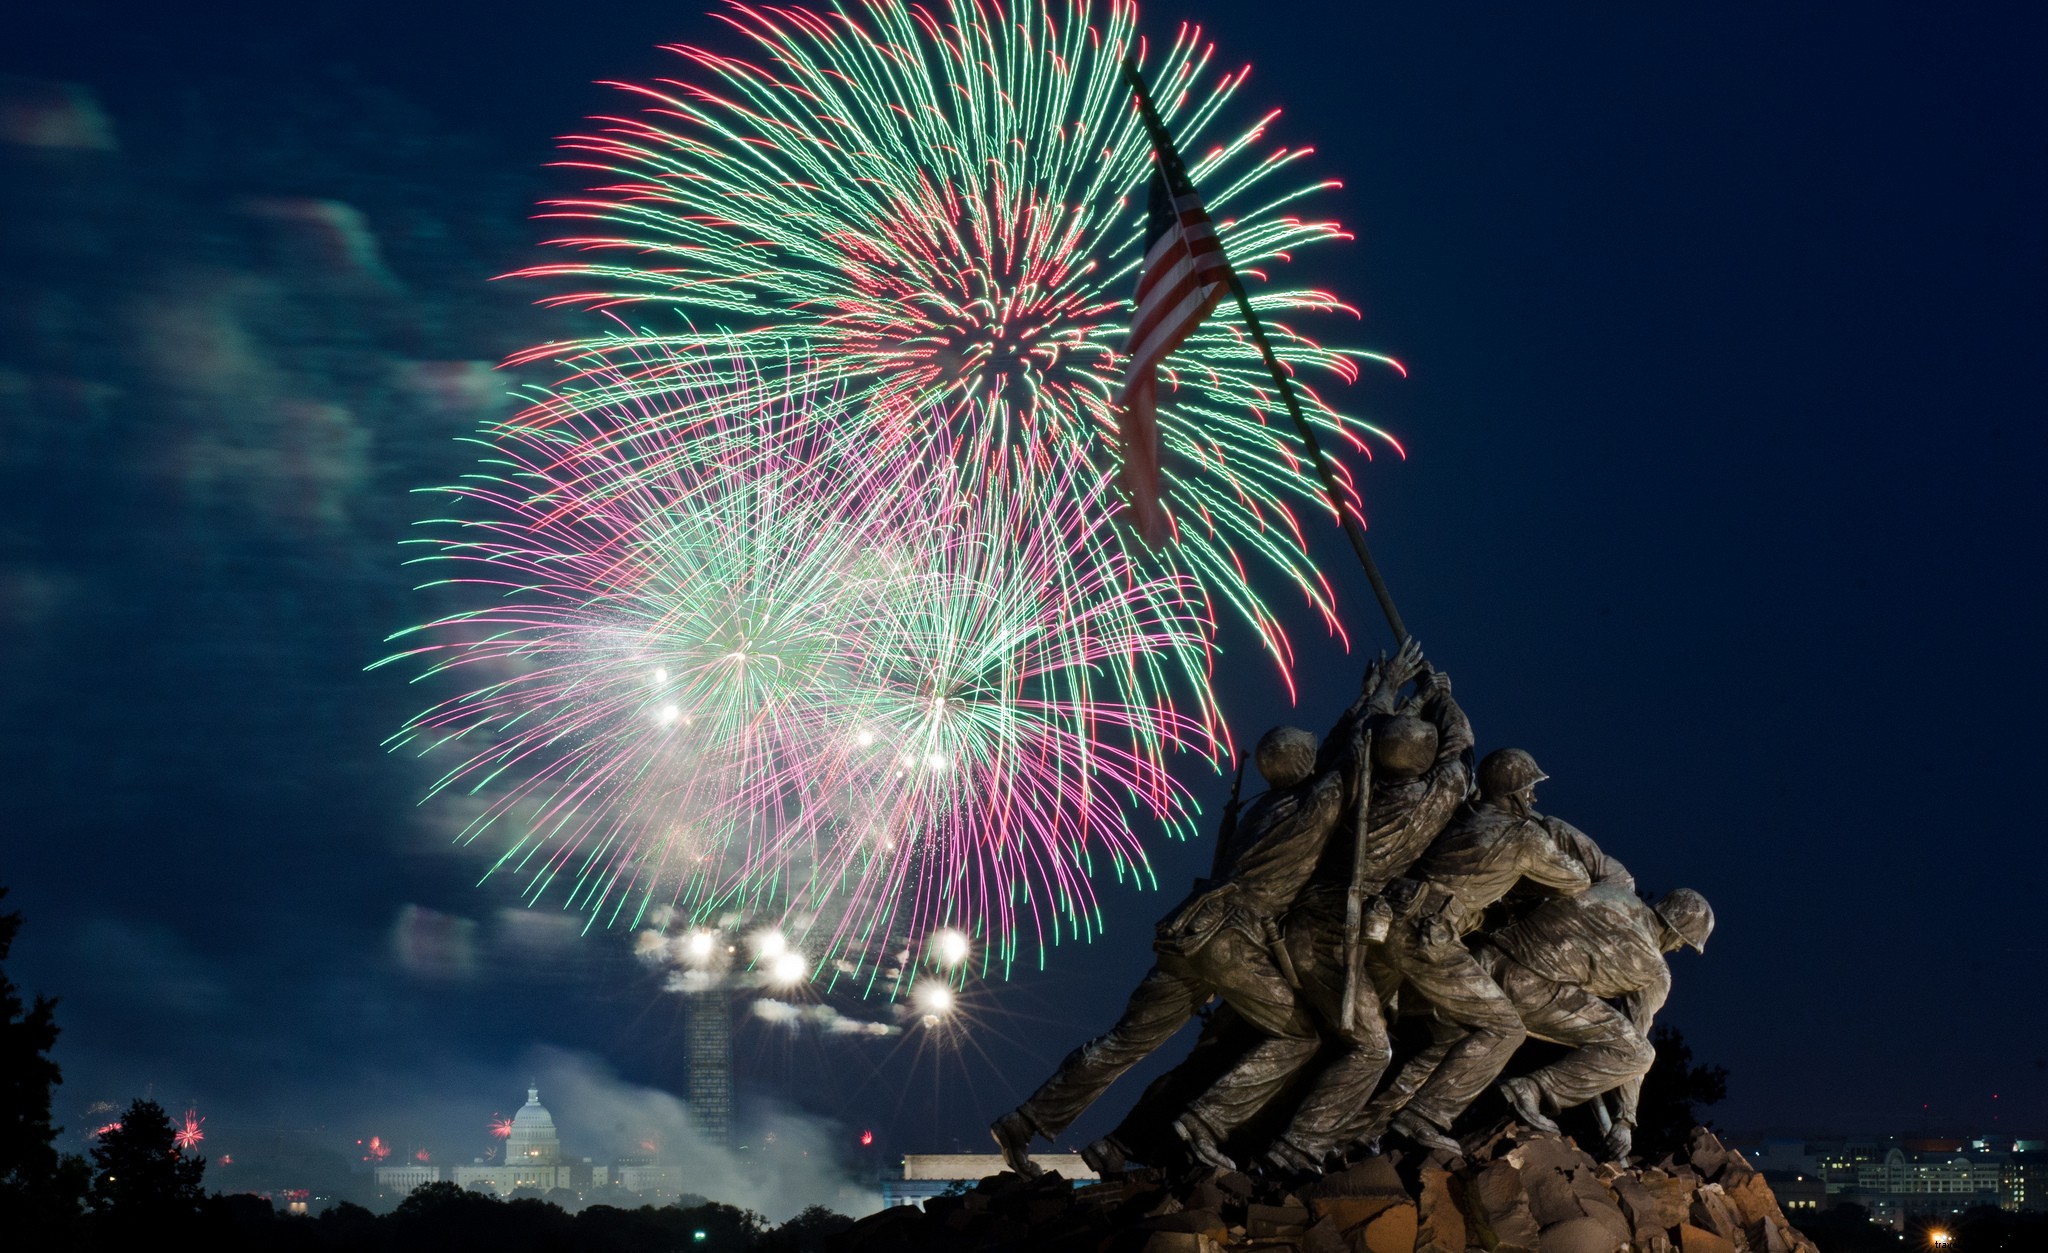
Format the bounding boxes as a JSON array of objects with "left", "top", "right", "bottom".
[{"left": 836, "top": 60, "right": 1816, "bottom": 1253}]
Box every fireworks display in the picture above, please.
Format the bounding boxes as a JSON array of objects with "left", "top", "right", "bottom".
[
  {"left": 385, "top": 353, "right": 1212, "bottom": 976},
  {"left": 175, "top": 1108, "right": 206, "bottom": 1151},
  {"left": 519, "top": 0, "right": 1397, "bottom": 670},
  {"left": 388, "top": 0, "right": 1394, "bottom": 992}
]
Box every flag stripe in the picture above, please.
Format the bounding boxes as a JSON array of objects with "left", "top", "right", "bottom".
[{"left": 1113, "top": 167, "right": 1231, "bottom": 547}]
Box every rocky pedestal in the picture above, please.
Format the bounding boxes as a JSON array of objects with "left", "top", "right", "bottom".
[{"left": 834, "top": 1127, "right": 1816, "bottom": 1253}]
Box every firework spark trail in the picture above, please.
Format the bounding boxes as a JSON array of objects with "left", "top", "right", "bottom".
[
  {"left": 514, "top": 0, "right": 1403, "bottom": 677},
  {"left": 381, "top": 351, "right": 1215, "bottom": 975},
  {"left": 175, "top": 1108, "right": 205, "bottom": 1151}
]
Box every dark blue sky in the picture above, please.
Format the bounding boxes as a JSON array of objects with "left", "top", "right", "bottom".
[{"left": 4, "top": 0, "right": 2044, "bottom": 1173}]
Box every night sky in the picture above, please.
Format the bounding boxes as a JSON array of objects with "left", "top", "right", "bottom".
[{"left": 5, "top": 0, "right": 2044, "bottom": 1185}]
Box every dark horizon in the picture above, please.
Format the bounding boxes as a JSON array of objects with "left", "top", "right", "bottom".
[{"left": 4, "top": 0, "right": 2044, "bottom": 1178}]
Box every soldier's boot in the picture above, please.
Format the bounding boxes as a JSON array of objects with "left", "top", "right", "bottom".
[
  {"left": 1080, "top": 1136, "right": 1129, "bottom": 1176},
  {"left": 1390, "top": 1109, "right": 1462, "bottom": 1156},
  {"left": 989, "top": 1108, "right": 1045, "bottom": 1178},
  {"left": 1262, "top": 1135, "right": 1323, "bottom": 1176},
  {"left": 1603, "top": 1121, "right": 1634, "bottom": 1163},
  {"left": 1172, "top": 1112, "right": 1237, "bottom": 1171},
  {"left": 1497, "top": 1077, "right": 1561, "bottom": 1135}
]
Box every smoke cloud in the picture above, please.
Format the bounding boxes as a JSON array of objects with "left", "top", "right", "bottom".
[{"left": 526, "top": 1046, "right": 882, "bottom": 1221}]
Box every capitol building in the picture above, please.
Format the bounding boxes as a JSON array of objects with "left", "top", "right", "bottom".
[{"left": 377, "top": 1087, "right": 606, "bottom": 1197}]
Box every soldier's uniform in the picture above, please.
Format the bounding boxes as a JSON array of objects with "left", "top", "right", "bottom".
[
  {"left": 1476, "top": 881, "right": 1669, "bottom": 1127},
  {"left": 1270, "top": 678, "right": 1475, "bottom": 1158},
  {"left": 1006, "top": 750, "right": 1351, "bottom": 1143},
  {"left": 1376, "top": 805, "right": 1596, "bottom": 1134}
]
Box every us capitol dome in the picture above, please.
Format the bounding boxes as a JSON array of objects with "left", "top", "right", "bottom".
[
  {"left": 443, "top": 1086, "right": 602, "bottom": 1195},
  {"left": 504, "top": 1088, "right": 561, "bottom": 1165}
]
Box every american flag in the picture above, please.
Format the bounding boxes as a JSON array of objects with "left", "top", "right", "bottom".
[{"left": 1114, "top": 158, "right": 1231, "bottom": 546}]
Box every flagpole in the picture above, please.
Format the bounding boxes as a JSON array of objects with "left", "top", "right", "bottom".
[{"left": 1118, "top": 55, "right": 1408, "bottom": 647}]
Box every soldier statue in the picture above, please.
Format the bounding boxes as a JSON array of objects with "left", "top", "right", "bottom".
[
  {"left": 988, "top": 647, "right": 1719, "bottom": 1179},
  {"left": 1483, "top": 885, "right": 1714, "bottom": 1159},
  {"left": 988, "top": 666, "right": 1387, "bottom": 1175},
  {"left": 1260, "top": 643, "right": 1473, "bottom": 1170},
  {"left": 1352, "top": 747, "right": 1616, "bottom": 1154}
]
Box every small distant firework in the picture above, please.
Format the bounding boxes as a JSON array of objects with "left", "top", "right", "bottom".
[
  {"left": 361, "top": 1136, "right": 391, "bottom": 1163},
  {"left": 415, "top": 1149, "right": 432, "bottom": 1163},
  {"left": 91, "top": 1122, "right": 121, "bottom": 1140},
  {"left": 174, "top": 1108, "right": 205, "bottom": 1151},
  {"left": 489, "top": 1116, "right": 513, "bottom": 1140}
]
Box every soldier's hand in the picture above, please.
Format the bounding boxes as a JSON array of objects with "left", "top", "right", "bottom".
[
  {"left": 1359, "top": 648, "right": 1388, "bottom": 694},
  {"left": 1388, "top": 637, "right": 1426, "bottom": 685}
]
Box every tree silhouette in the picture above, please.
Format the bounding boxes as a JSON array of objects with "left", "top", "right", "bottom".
[
  {"left": 0, "top": 888, "right": 87, "bottom": 1237},
  {"left": 1635, "top": 1025, "right": 1729, "bottom": 1158},
  {"left": 88, "top": 1098, "right": 206, "bottom": 1222},
  {"left": 764, "top": 1203, "right": 856, "bottom": 1252}
]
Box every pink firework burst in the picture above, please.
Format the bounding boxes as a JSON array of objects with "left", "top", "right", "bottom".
[
  {"left": 174, "top": 1108, "right": 205, "bottom": 1151},
  {"left": 489, "top": 1115, "right": 513, "bottom": 1140}
]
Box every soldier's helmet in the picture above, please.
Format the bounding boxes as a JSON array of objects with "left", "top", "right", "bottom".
[
  {"left": 1372, "top": 715, "right": 1439, "bottom": 778},
  {"left": 1477, "top": 747, "right": 1548, "bottom": 799},
  {"left": 1255, "top": 726, "right": 1318, "bottom": 788},
  {"left": 1651, "top": 889, "right": 1715, "bottom": 953}
]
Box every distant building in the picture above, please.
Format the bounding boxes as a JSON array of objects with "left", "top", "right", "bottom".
[
  {"left": 374, "top": 1162, "right": 443, "bottom": 1196},
  {"left": 687, "top": 989, "right": 734, "bottom": 1149},
  {"left": 883, "top": 1154, "right": 1096, "bottom": 1209},
  {"left": 451, "top": 1088, "right": 606, "bottom": 1195},
  {"left": 1762, "top": 1171, "right": 1827, "bottom": 1215},
  {"left": 2006, "top": 1151, "right": 2048, "bottom": 1213},
  {"left": 1813, "top": 1139, "right": 1884, "bottom": 1195},
  {"left": 613, "top": 1161, "right": 687, "bottom": 1201},
  {"left": 1857, "top": 1147, "right": 2003, "bottom": 1200}
]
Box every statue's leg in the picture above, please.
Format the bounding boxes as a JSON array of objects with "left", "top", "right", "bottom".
[
  {"left": 1507, "top": 975, "right": 1652, "bottom": 1121},
  {"left": 1180, "top": 927, "right": 1321, "bottom": 1141},
  {"left": 1102, "top": 1006, "right": 1260, "bottom": 1167},
  {"left": 1012, "top": 961, "right": 1207, "bottom": 1138},
  {"left": 1391, "top": 929, "right": 1526, "bottom": 1133},
  {"left": 1270, "top": 926, "right": 1393, "bottom": 1163}
]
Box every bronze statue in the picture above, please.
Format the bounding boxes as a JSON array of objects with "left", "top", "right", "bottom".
[
  {"left": 1355, "top": 747, "right": 1602, "bottom": 1153},
  {"left": 989, "top": 648, "right": 1719, "bottom": 1181},
  {"left": 989, "top": 697, "right": 1373, "bottom": 1175},
  {"left": 1481, "top": 884, "right": 1714, "bottom": 1159},
  {"left": 1261, "top": 647, "right": 1473, "bottom": 1170}
]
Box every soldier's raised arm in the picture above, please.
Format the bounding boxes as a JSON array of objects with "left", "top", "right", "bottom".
[
  {"left": 1414, "top": 666, "right": 1474, "bottom": 766},
  {"left": 1318, "top": 638, "right": 1425, "bottom": 772}
]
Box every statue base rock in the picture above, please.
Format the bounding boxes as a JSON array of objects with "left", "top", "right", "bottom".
[{"left": 834, "top": 1126, "right": 1816, "bottom": 1253}]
